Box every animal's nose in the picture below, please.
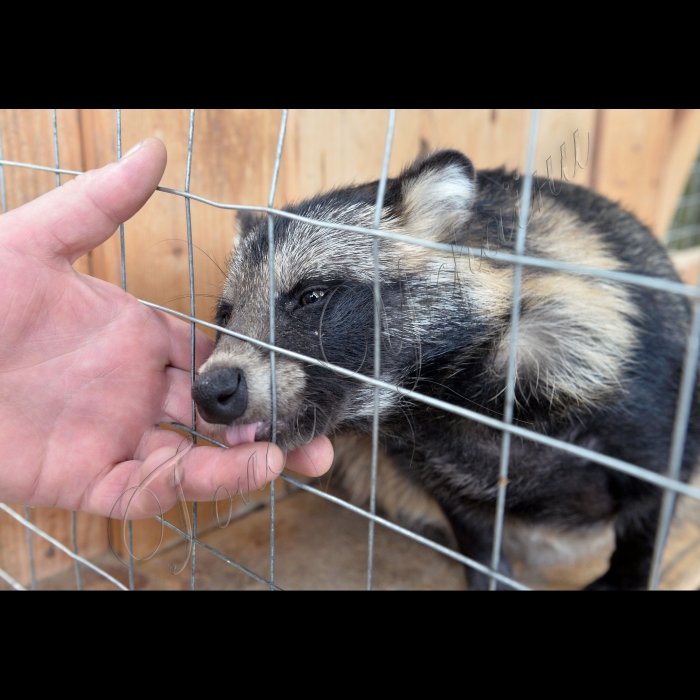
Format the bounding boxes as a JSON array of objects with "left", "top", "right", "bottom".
[{"left": 192, "top": 367, "right": 248, "bottom": 424}]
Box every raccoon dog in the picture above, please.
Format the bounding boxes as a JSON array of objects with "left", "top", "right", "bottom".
[{"left": 192, "top": 149, "right": 700, "bottom": 590}]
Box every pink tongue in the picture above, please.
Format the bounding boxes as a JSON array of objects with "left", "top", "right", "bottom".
[{"left": 224, "top": 423, "right": 259, "bottom": 446}]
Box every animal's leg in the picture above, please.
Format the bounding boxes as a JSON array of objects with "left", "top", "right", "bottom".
[
  {"left": 331, "top": 435, "right": 455, "bottom": 545},
  {"left": 445, "top": 511, "right": 516, "bottom": 590},
  {"left": 584, "top": 499, "right": 663, "bottom": 590}
]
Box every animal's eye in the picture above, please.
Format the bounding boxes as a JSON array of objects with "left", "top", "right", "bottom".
[
  {"left": 299, "top": 288, "right": 327, "bottom": 307},
  {"left": 215, "top": 302, "right": 233, "bottom": 328}
]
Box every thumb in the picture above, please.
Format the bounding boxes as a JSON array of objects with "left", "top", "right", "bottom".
[{"left": 0, "top": 137, "right": 167, "bottom": 264}]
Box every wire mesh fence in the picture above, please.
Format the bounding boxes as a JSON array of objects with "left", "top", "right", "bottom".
[
  {"left": 667, "top": 155, "right": 700, "bottom": 251},
  {"left": 1, "top": 109, "right": 699, "bottom": 591}
]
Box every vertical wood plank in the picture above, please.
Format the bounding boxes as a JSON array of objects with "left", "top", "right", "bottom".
[
  {"left": 420, "top": 109, "right": 598, "bottom": 186},
  {"left": 280, "top": 109, "right": 424, "bottom": 202},
  {"left": 0, "top": 109, "right": 58, "bottom": 208},
  {"left": 421, "top": 109, "right": 531, "bottom": 172},
  {"left": 656, "top": 109, "right": 700, "bottom": 237},
  {"left": 189, "top": 110, "right": 285, "bottom": 335},
  {"left": 591, "top": 109, "right": 675, "bottom": 236},
  {"left": 535, "top": 110, "right": 598, "bottom": 189},
  {"left": 4, "top": 109, "right": 700, "bottom": 587},
  {"left": 282, "top": 109, "right": 394, "bottom": 199}
]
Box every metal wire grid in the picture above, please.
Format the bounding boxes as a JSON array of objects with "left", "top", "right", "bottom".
[
  {"left": 1, "top": 109, "right": 700, "bottom": 592},
  {"left": 666, "top": 156, "right": 700, "bottom": 250}
]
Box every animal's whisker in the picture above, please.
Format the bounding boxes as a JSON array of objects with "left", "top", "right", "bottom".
[
  {"left": 192, "top": 147, "right": 699, "bottom": 591},
  {"left": 149, "top": 238, "right": 228, "bottom": 278}
]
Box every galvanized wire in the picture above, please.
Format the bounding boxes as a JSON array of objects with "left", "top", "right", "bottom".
[
  {"left": 266, "top": 109, "right": 289, "bottom": 587},
  {"left": 71, "top": 512, "right": 82, "bottom": 590},
  {"left": 166, "top": 422, "right": 530, "bottom": 590},
  {"left": 51, "top": 109, "right": 61, "bottom": 189},
  {"left": 116, "top": 109, "right": 135, "bottom": 591},
  {"left": 2, "top": 158, "right": 700, "bottom": 300},
  {"left": 184, "top": 109, "right": 198, "bottom": 591},
  {"left": 667, "top": 159, "right": 700, "bottom": 250},
  {"left": 367, "top": 109, "right": 396, "bottom": 591},
  {"left": 1, "top": 111, "right": 699, "bottom": 591},
  {"left": 0, "top": 565, "right": 26, "bottom": 591},
  {"left": 149, "top": 302, "right": 700, "bottom": 502},
  {"left": 489, "top": 109, "right": 541, "bottom": 589},
  {"left": 23, "top": 506, "right": 37, "bottom": 590},
  {"left": 648, "top": 296, "right": 700, "bottom": 589},
  {"left": 0, "top": 503, "right": 129, "bottom": 590},
  {"left": 281, "top": 473, "right": 530, "bottom": 589},
  {"left": 154, "top": 514, "right": 282, "bottom": 590}
]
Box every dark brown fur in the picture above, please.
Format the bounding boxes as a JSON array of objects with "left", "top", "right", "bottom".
[{"left": 194, "top": 150, "right": 700, "bottom": 590}]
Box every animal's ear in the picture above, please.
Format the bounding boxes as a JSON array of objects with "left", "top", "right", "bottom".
[
  {"left": 396, "top": 150, "right": 476, "bottom": 242},
  {"left": 233, "top": 210, "right": 264, "bottom": 249}
]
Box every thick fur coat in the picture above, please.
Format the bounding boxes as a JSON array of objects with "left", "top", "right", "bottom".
[{"left": 193, "top": 150, "right": 700, "bottom": 589}]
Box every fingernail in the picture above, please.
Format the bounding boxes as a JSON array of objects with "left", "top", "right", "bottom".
[{"left": 122, "top": 139, "right": 146, "bottom": 160}]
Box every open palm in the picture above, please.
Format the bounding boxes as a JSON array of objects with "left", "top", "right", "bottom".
[{"left": 0, "top": 137, "right": 332, "bottom": 518}]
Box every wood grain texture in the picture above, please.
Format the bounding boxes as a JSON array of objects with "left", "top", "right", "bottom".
[
  {"left": 2, "top": 109, "right": 700, "bottom": 588},
  {"left": 535, "top": 109, "right": 597, "bottom": 188},
  {"left": 656, "top": 110, "right": 700, "bottom": 236},
  {"left": 95, "top": 110, "right": 295, "bottom": 560},
  {"left": 591, "top": 109, "right": 676, "bottom": 236},
  {"left": 20, "top": 480, "right": 700, "bottom": 591}
]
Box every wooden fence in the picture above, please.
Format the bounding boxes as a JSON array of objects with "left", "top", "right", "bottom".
[{"left": 1, "top": 109, "right": 700, "bottom": 587}]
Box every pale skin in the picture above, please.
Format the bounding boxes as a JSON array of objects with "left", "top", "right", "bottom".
[{"left": 0, "top": 137, "right": 334, "bottom": 519}]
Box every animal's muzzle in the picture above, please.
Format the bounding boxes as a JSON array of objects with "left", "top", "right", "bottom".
[{"left": 192, "top": 367, "right": 248, "bottom": 425}]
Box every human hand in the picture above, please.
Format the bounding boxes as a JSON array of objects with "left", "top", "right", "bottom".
[{"left": 0, "top": 137, "right": 333, "bottom": 518}]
